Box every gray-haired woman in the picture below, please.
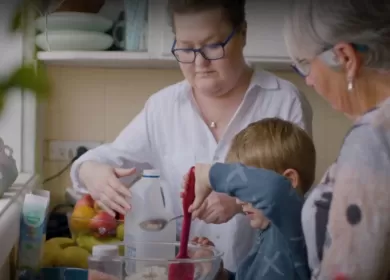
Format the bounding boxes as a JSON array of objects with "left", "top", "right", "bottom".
[{"left": 284, "top": 0, "right": 390, "bottom": 279}]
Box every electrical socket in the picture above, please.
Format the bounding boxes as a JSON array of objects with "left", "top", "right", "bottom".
[{"left": 46, "top": 140, "right": 103, "bottom": 161}]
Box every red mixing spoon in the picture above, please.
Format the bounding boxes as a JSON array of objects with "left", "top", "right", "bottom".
[{"left": 168, "top": 166, "right": 196, "bottom": 280}]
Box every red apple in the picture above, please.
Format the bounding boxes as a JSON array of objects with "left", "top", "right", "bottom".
[
  {"left": 114, "top": 211, "right": 125, "bottom": 221},
  {"left": 89, "top": 211, "right": 117, "bottom": 237},
  {"left": 75, "top": 194, "right": 94, "bottom": 208}
]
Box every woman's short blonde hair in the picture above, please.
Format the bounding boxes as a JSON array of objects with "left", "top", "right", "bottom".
[{"left": 226, "top": 118, "right": 316, "bottom": 194}]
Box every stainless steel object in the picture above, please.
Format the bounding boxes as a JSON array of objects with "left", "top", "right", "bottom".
[{"left": 139, "top": 215, "right": 183, "bottom": 232}]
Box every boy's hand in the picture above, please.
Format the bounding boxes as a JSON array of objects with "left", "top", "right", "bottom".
[{"left": 181, "top": 163, "right": 213, "bottom": 212}]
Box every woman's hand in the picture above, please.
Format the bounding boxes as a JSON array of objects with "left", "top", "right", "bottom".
[
  {"left": 79, "top": 161, "right": 135, "bottom": 216},
  {"left": 181, "top": 163, "right": 213, "bottom": 212},
  {"left": 181, "top": 163, "right": 241, "bottom": 224},
  {"left": 192, "top": 192, "right": 241, "bottom": 224}
]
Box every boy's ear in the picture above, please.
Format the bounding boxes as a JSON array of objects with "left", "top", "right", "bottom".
[{"left": 282, "top": 169, "right": 300, "bottom": 189}]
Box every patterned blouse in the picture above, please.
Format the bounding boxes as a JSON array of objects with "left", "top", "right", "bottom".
[{"left": 302, "top": 97, "right": 390, "bottom": 279}]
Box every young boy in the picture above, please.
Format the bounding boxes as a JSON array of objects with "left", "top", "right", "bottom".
[{"left": 185, "top": 118, "right": 316, "bottom": 280}]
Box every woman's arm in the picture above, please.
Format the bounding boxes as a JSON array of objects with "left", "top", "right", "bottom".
[
  {"left": 319, "top": 125, "right": 390, "bottom": 280},
  {"left": 70, "top": 98, "right": 156, "bottom": 192}
]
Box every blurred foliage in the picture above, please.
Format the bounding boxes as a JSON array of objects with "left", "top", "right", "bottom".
[{"left": 0, "top": 0, "right": 51, "bottom": 115}]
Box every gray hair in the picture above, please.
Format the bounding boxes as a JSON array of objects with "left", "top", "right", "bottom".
[{"left": 284, "top": 0, "right": 390, "bottom": 70}]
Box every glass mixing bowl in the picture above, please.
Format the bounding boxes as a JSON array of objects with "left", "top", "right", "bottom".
[{"left": 88, "top": 242, "right": 224, "bottom": 280}]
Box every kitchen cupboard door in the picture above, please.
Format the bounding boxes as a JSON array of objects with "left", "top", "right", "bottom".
[
  {"left": 149, "top": 0, "right": 292, "bottom": 65},
  {"left": 244, "top": 0, "right": 291, "bottom": 63},
  {"left": 147, "top": 0, "right": 175, "bottom": 58}
]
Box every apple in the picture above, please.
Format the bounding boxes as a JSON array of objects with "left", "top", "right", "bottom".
[
  {"left": 114, "top": 211, "right": 125, "bottom": 221},
  {"left": 75, "top": 194, "right": 94, "bottom": 208},
  {"left": 89, "top": 211, "right": 117, "bottom": 237}
]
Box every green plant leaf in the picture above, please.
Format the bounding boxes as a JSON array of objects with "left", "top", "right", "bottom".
[
  {"left": 0, "top": 62, "right": 51, "bottom": 104},
  {"left": 10, "top": 8, "right": 23, "bottom": 31}
]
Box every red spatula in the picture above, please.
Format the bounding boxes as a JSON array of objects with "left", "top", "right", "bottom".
[{"left": 168, "top": 166, "right": 196, "bottom": 280}]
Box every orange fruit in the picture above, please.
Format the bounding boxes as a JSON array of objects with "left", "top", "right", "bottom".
[
  {"left": 93, "top": 202, "right": 102, "bottom": 212},
  {"left": 70, "top": 206, "right": 95, "bottom": 232}
]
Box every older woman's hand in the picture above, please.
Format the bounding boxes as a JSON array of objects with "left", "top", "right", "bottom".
[{"left": 79, "top": 161, "right": 135, "bottom": 216}]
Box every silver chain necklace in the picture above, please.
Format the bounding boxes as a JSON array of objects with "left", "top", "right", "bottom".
[{"left": 209, "top": 121, "right": 217, "bottom": 128}]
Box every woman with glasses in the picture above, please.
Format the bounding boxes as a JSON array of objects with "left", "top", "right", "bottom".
[
  {"left": 284, "top": 0, "right": 390, "bottom": 279},
  {"left": 70, "top": 0, "right": 312, "bottom": 271}
]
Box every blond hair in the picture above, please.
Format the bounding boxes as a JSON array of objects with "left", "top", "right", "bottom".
[{"left": 226, "top": 118, "right": 316, "bottom": 194}]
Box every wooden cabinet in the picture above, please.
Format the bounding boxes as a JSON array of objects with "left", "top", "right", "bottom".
[
  {"left": 153, "top": 0, "right": 291, "bottom": 63},
  {"left": 244, "top": 1, "right": 290, "bottom": 63},
  {"left": 38, "top": 0, "right": 292, "bottom": 69}
]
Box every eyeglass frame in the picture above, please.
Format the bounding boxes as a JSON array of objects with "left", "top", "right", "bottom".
[
  {"left": 291, "top": 43, "right": 369, "bottom": 77},
  {"left": 171, "top": 29, "right": 236, "bottom": 63}
]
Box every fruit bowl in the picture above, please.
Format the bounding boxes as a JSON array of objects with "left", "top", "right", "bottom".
[
  {"left": 40, "top": 195, "right": 126, "bottom": 270},
  {"left": 88, "top": 242, "right": 224, "bottom": 280},
  {"left": 68, "top": 194, "right": 125, "bottom": 241},
  {"left": 67, "top": 212, "right": 124, "bottom": 240}
]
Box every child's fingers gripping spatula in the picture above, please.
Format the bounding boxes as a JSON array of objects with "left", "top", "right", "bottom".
[{"left": 168, "top": 166, "right": 196, "bottom": 280}]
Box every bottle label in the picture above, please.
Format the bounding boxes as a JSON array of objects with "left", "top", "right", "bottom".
[{"left": 124, "top": 234, "right": 137, "bottom": 274}]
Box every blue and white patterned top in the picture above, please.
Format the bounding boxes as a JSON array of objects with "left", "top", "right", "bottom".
[
  {"left": 209, "top": 163, "right": 310, "bottom": 280},
  {"left": 302, "top": 97, "right": 390, "bottom": 279}
]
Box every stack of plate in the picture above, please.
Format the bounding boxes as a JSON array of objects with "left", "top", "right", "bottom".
[{"left": 35, "top": 12, "right": 114, "bottom": 51}]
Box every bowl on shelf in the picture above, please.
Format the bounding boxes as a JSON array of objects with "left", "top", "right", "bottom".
[
  {"left": 89, "top": 242, "right": 224, "bottom": 280},
  {"left": 35, "top": 30, "right": 113, "bottom": 51}
]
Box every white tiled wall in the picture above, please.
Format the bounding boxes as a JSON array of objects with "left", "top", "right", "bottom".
[{"left": 43, "top": 66, "right": 351, "bottom": 207}]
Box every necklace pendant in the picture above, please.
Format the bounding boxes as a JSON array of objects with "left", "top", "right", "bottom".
[{"left": 210, "top": 121, "right": 216, "bottom": 128}]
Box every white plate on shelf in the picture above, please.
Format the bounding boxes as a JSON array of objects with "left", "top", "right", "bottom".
[
  {"left": 36, "top": 30, "right": 113, "bottom": 51},
  {"left": 35, "top": 12, "right": 113, "bottom": 33}
]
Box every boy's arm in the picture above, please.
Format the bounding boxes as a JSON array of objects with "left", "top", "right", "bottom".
[
  {"left": 209, "top": 163, "right": 301, "bottom": 218},
  {"left": 253, "top": 246, "right": 299, "bottom": 280}
]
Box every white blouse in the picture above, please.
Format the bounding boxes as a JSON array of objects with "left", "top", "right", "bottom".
[{"left": 70, "top": 69, "right": 313, "bottom": 272}]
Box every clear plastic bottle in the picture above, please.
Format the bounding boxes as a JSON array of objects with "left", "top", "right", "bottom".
[
  {"left": 88, "top": 244, "right": 123, "bottom": 279},
  {"left": 124, "top": 169, "right": 176, "bottom": 274}
]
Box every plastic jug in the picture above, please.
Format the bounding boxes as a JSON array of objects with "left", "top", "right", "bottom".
[
  {"left": 124, "top": 169, "right": 176, "bottom": 273},
  {"left": 89, "top": 244, "right": 123, "bottom": 279}
]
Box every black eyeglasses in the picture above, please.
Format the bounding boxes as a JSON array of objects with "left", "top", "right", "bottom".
[{"left": 171, "top": 29, "right": 236, "bottom": 63}]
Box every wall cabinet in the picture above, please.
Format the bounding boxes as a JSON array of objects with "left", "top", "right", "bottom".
[
  {"left": 38, "top": 0, "right": 292, "bottom": 69},
  {"left": 244, "top": 1, "right": 290, "bottom": 63}
]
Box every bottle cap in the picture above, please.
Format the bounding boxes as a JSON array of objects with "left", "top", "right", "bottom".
[
  {"left": 92, "top": 244, "right": 119, "bottom": 257},
  {"left": 142, "top": 169, "right": 160, "bottom": 177}
]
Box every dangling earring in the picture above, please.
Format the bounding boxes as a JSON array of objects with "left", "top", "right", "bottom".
[{"left": 347, "top": 76, "right": 354, "bottom": 92}]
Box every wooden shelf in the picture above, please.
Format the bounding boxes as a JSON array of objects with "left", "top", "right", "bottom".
[{"left": 37, "top": 51, "right": 180, "bottom": 69}]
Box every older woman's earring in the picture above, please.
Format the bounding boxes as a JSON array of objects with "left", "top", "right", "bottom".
[{"left": 347, "top": 77, "right": 354, "bottom": 92}]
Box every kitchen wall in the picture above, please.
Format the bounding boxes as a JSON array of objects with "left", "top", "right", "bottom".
[{"left": 42, "top": 66, "right": 351, "bottom": 207}]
